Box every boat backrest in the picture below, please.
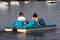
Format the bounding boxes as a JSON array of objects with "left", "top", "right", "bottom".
[
  {"left": 38, "top": 18, "right": 46, "bottom": 25},
  {"left": 12, "top": 20, "right": 25, "bottom": 26},
  {"left": 26, "top": 20, "right": 39, "bottom": 27},
  {"left": 26, "top": 20, "right": 35, "bottom": 26}
]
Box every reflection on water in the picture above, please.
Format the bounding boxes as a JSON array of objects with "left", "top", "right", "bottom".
[
  {"left": 34, "top": 37, "right": 40, "bottom": 40},
  {"left": 24, "top": 1, "right": 30, "bottom": 4},
  {"left": 0, "top": 6, "right": 8, "bottom": 10},
  {"left": 0, "top": 2, "right": 8, "bottom": 6},
  {"left": 0, "top": 1, "right": 60, "bottom": 40},
  {"left": 10, "top": 1, "right": 20, "bottom": 5},
  {"left": 0, "top": 30, "right": 56, "bottom": 40}
]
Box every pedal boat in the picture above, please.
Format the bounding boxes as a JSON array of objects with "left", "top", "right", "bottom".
[{"left": 4, "top": 18, "right": 56, "bottom": 33}]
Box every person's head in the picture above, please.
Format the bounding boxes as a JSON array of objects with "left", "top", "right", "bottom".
[
  {"left": 19, "top": 12, "right": 24, "bottom": 16},
  {"left": 33, "top": 12, "right": 37, "bottom": 18}
]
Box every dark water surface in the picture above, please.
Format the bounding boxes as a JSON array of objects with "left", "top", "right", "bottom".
[{"left": 0, "top": 1, "right": 60, "bottom": 40}]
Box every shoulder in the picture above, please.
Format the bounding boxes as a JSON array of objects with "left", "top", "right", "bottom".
[
  {"left": 18, "top": 16, "right": 25, "bottom": 18},
  {"left": 32, "top": 17, "right": 38, "bottom": 19},
  {"left": 21, "top": 16, "right": 26, "bottom": 19}
]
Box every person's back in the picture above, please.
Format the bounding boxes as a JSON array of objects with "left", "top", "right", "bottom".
[
  {"left": 18, "top": 16, "right": 26, "bottom": 21},
  {"left": 32, "top": 12, "right": 41, "bottom": 24},
  {"left": 32, "top": 13, "right": 38, "bottom": 21},
  {"left": 17, "top": 12, "right": 28, "bottom": 24},
  {"left": 17, "top": 12, "right": 26, "bottom": 21}
]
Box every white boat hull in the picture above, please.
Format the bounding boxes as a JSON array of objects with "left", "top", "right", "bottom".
[
  {"left": 4, "top": 29, "right": 13, "bottom": 31},
  {"left": 4, "top": 27, "right": 56, "bottom": 33}
]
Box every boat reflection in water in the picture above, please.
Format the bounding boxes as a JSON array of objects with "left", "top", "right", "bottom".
[
  {"left": 24, "top": 0, "right": 30, "bottom": 4},
  {"left": 14, "top": 32, "right": 43, "bottom": 40},
  {"left": 46, "top": 0, "right": 56, "bottom": 5},
  {"left": 0, "top": 2, "right": 8, "bottom": 9},
  {"left": 34, "top": 36, "right": 40, "bottom": 40},
  {"left": 10, "top": 1, "right": 20, "bottom": 5}
]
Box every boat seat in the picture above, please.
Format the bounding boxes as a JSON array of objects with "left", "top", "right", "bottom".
[
  {"left": 38, "top": 18, "right": 56, "bottom": 27},
  {"left": 38, "top": 18, "right": 46, "bottom": 25},
  {"left": 5, "top": 20, "right": 25, "bottom": 28},
  {"left": 23, "top": 20, "right": 42, "bottom": 29}
]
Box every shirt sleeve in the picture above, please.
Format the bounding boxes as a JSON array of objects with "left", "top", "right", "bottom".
[{"left": 23, "top": 17, "right": 26, "bottom": 21}]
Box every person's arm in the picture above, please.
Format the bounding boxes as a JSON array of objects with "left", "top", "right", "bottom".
[
  {"left": 37, "top": 20, "right": 41, "bottom": 24},
  {"left": 23, "top": 17, "right": 28, "bottom": 24},
  {"left": 24, "top": 19, "right": 28, "bottom": 24}
]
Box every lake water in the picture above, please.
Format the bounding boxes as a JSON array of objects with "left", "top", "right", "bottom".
[{"left": 0, "top": 1, "right": 60, "bottom": 40}]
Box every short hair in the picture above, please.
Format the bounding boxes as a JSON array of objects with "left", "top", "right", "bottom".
[
  {"left": 33, "top": 12, "right": 37, "bottom": 17},
  {"left": 19, "top": 12, "right": 24, "bottom": 16}
]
